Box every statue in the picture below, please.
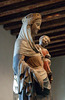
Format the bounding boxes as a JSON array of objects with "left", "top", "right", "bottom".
[
  {"left": 36, "top": 35, "right": 53, "bottom": 83},
  {"left": 13, "top": 13, "right": 53, "bottom": 100}
]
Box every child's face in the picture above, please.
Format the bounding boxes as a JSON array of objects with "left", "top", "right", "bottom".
[{"left": 39, "top": 36, "right": 50, "bottom": 47}]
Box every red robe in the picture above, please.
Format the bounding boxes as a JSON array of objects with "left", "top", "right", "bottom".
[
  {"left": 42, "top": 48, "right": 51, "bottom": 73},
  {"left": 41, "top": 48, "right": 53, "bottom": 83}
]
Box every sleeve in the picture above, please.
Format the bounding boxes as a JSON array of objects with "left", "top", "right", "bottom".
[{"left": 45, "top": 49, "right": 51, "bottom": 59}]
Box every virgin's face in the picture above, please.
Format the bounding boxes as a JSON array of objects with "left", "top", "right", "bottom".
[{"left": 31, "top": 19, "right": 42, "bottom": 34}]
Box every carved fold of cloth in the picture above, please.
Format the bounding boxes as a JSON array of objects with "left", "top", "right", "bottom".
[{"left": 18, "top": 55, "right": 51, "bottom": 99}]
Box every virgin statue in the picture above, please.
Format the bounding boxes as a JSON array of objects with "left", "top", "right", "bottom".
[{"left": 13, "top": 13, "right": 52, "bottom": 100}]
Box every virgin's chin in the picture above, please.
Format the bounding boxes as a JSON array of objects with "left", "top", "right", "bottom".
[
  {"left": 34, "top": 31, "right": 37, "bottom": 34},
  {"left": 35, "top": 30, "right": 38, "bottom": 34},
  {"left": 36, "top": 32, "right": 38, "bottom": 34}
]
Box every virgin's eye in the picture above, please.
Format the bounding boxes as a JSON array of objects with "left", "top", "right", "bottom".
[{"left": 36, "top": 23, "right": 40, "bottom": 26}]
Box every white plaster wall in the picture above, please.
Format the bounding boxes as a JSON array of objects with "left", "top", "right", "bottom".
[
  {"left": 0, "top": 26, "right": 16, "bottom": 100},
  {"left": 51, "top": 56, "right": 65, "bottom": 100},
  {"left": 0, "top": 25, "right": 65, "bottom": 100}
]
